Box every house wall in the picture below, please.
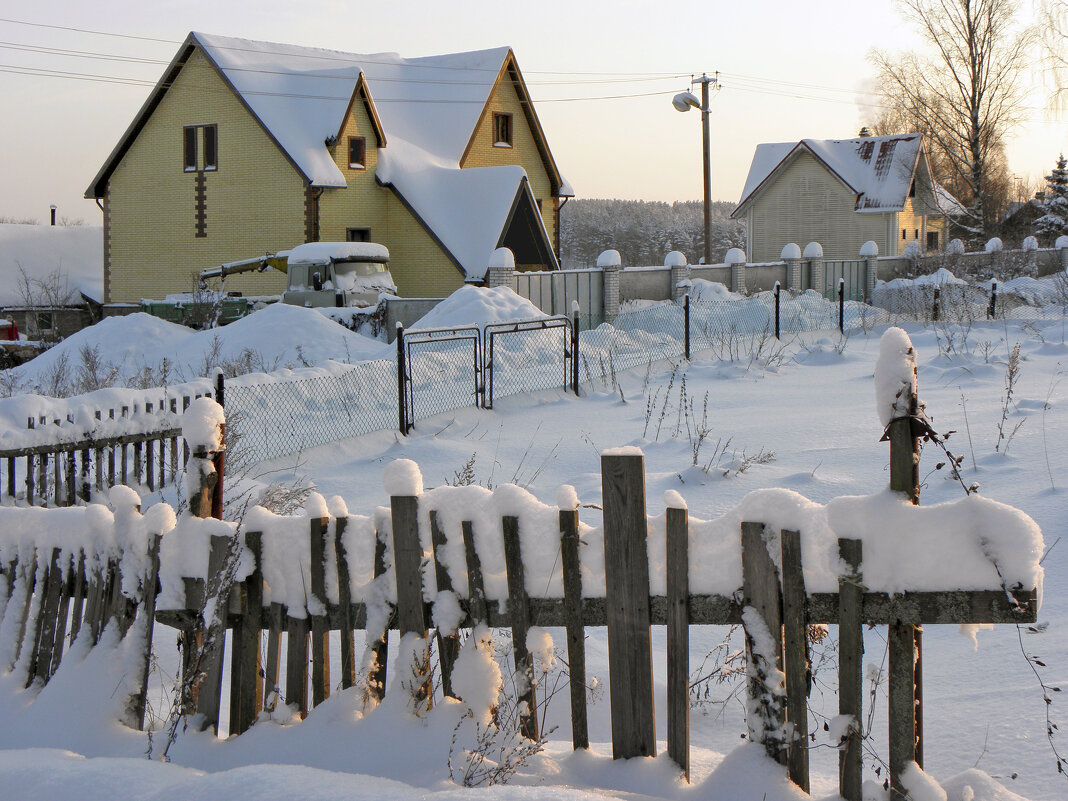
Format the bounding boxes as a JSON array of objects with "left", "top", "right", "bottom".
[
  {"left": 461, "top": 70, "right": 556, "bottom": 252},
  {"left": 319, "top": 91, "right": 387, "bottom": 245},
  {"left": 746, "top": 151, "right": 892, "bottom": 262},
  {"left": 107, "top": 49, "right": 303, "bottom": 303}
]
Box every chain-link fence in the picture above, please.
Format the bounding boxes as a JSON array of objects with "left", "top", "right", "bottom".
[
  {"left": 224, "top": 273, "right": 1068, "bottom": 462},
  {"left": 226, "top": 359, "right": 397, "bottom": 463}
]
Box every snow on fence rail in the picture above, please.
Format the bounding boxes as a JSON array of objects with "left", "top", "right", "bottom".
[{"left": 0, "top": 348, "right": 1044, "bottom": 799}]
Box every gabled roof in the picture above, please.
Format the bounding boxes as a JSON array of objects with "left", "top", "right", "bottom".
[{"left": 733, "top": 133, "right": 924, "bottom": 217}]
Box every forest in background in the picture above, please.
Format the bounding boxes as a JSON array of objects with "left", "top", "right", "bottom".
[{"left": 558, "top": 199, "right": 745, "bottom": 268}]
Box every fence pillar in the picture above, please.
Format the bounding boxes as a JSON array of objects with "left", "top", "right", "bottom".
[
  {"left": 601, "top": 450, "right": 656, "bottom": 759},
  {"left": 1059, "top": 239, "right": 1068, "bottom": 271},
  {"left": 804, "top": 242, "right": 824, "bottom": 294},
  {"left": 599, "top": 250, "right": 622, "bottom": 320},
  {"left": 666, "top": 251, "right": 689, "bottom": 302},
  {"left": 726, "top": 247, "right": 747, "bottom": 294},
  {"left": 781, "top": 243, "right": 802, "bottom": 293},
  {"left": 486, "top": 247, "right": 515, "bottom": 289},
  {"left": 864, "top": 258, "right": 877, "bottom": 302}
]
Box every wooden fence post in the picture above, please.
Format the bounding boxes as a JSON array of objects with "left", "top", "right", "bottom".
[
  {"left": 666, "top": 503, "right": 690, "bottom": 779},
  {"left": 740, "top": 521, "right": 786, "bottom": 765},
  {"left": 365, "top": 530, "right": 391, "bottom": 702},
  {"left": 781, "top": 529, "right": 809, "bottom": 791},
  {"left": 502, "top": 515, "right": 537, "bottom": 741},
  {"left": 309, "top": 516, "right": 331, "bottom": 708},
  {"left": 429, "top": 511, "right": 459, "bottom": 699},
  {"left": 838, "top": 538, "right": 864, "bottom": 801},
  {"left": 559, "top": 501, "right": 588, "bottom": 750},
  {"left": 390, "top": 493, "right": 431, "bottom": 710},
  {"left": 887, "top": 344, "right": 922, "bottom": 798},
  {"left": 196, "top": 534, "right": 231, "bottom": 734},
  {"left": 334, "top": 517, "right": 356, "bottom": 690},
  {"left": 130, "top": 533, "right": 161, "bottom": 730},
  {"left": 461, "top": 521, "right": 488, "bottom": 626},
  {"left": 601, "top": 451, "right": 656, "bottom": 759},
  {"left": 229, "top": 530, "right": 262, "bottom": 735}
]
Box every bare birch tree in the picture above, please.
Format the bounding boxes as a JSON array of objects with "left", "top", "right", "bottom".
[
  {"left": 1040, "top": 0, "right": 1068, "bottom": 109},
  {"left": 871, "top": 0, "right": 1033, "bottom": 238}
]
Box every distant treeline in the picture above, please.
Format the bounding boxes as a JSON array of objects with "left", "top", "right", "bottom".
[{"left": 558, "top": 198, "right": 746, "bottom": 269}]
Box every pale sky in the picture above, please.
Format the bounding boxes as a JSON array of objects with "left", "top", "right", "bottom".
[{"left": 1, "top": 0, "right": 1063, "bottom": 224}]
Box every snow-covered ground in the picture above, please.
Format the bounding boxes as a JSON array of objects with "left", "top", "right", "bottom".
[{"left": 1, "top": 310, "right": 1065, "bottom": 800}]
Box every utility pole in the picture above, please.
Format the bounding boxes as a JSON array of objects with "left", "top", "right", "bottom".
[{"left": 673, "top": 74, "right": 719, "bottom": 265}]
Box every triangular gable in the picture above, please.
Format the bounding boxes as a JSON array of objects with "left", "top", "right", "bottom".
[
  {"left": 733, "top": 134, "right": 923, "bottom": 217},
  {"left": 378, "top": 139, "right": 556, "bottom": 280},
  {"left": 460, "top": 51, "right": 565, "bottom": 196},
  {"left": 336, "top": 74, "right": 386, "bottom": 147}
]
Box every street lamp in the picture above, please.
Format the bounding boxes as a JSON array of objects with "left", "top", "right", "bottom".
[{"left": 673, "top": 73, "right": 718, "bottom": 265}]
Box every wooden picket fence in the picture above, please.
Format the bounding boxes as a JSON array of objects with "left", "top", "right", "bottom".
[{"left": 0, "top": 386, "right": 217, "bottom": 506}]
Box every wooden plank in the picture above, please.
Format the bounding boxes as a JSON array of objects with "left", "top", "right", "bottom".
[
  {"left": 37, "top": 453, "right": 47, "bottom": 506},
  {"left": 666, "top": 505, "right": 689, "bottom": 779},
  {"left": 428, "top": 510, "right": 460, "bottom": 699},
  {"left": 285, "top": 611, "right": 310, "bottom": 718},
  {"left": 49, "top": 552, "right": 75, "bottom": 675},
  {"left": 30, "top": 548, "right": 65, "bottom": 686},
  {"left": 129, "top": 533, "right": 161, "bottom": 730},
  {"left": 67, "top": 553, "right": 86, "bottom": 645},
  {"left": 559, "top": 505, "right": 588, "bottom": 750},
  {"left": 5, "top": 456, "right": 13, "bottom": 500},
  {"left": 145, "top": 440, "right": 155, "bottom": 491},
  {"left": 79, "top": 449, "right": 91, "bottom": 502},
  {"left": 8, "top": 554, "right": 37, "bottom": 669},
  {"left": 263, "top": 602, "right": 284, "bottom": 712},
  {"left": 502, "top": 515, "right": 537, "bottom": 741},
  {"left": 390, "top": 494, "right": 431, "bottom": 709},
  {"left": 741, "top": 521, "right": 786, "bottom": 765},
  {"left": 838, "top": 539, "right": 864, "bottom": 801},
  {"left": 889, "top": 623, "right": 917, "bottom": 801},
  {"left": 334, "top": 518, "right": 355, "bottom": 690},
  {"left": 230, "top": 531, "right": 263, "bottom": 735},
  {"left": 133, "top": 441, "right": 142, "bottom": 486},
  {"left": 0, "top": 428, "right": 184, "bottom": 460},
  {"left": 195, "top": 534, "right": 231, "bottom": 734},
  {"left": 461, "top": 521, "right": 488, "bottom": 626},
  {"left": 25, "top": 454, "right": 34, "bottom": 505},
  {"left": 121, "top": 443, "right": 128, "bottom": 486},
  {"left": 781, "top": 529, "right": 809, "bottom": 792},
  {"left": 600, "top": 452, "right": 656, "bottom": 759},
  {"left": 365, "top": 532, "right": 390, "bottom": 703},
  {"left": 309, "top": 516, "right": 331, "bottom": 708}
]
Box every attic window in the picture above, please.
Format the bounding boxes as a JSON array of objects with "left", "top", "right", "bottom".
[
  {"left": 183, "top": 124, "right": 218, "bottom": 171},
  {"left": 493, "top": 112, "right": 512, "bottom": 147},
  {"left": 203, "top": 125, "right": 217, "bottom": 171},
  {"left": 348, "top": 136, "right": 366, "bottom": 169}
]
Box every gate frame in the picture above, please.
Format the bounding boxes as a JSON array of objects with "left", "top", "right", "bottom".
[
  {"left": 401, "top": 325, "right": 483, "bottom": 432},
  {"left": 482, "top": 316, "right": 573, "bottom": 410}
]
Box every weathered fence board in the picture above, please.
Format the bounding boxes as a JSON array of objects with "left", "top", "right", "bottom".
[{"left": 666, "top": 505, "right": 689, "bottom": 778}]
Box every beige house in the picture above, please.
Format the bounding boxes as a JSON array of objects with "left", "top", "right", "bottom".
[
  {"left": 732, "top": 133, "right": 955, "bottom": 263},
  {"left": 86, "top": 32, "right": 572, "bottom": 302}
]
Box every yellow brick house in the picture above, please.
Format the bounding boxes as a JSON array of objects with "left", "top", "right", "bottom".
[
  {"left": 85, "top": 32, "right": 572, "bottom": 302},
  {"left": 731, "top": 133, "right": 959, "bottom": 263}
]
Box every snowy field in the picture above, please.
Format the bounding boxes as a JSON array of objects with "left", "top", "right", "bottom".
[{"left": 1, "top": 312, "right": 1066, "bottom": 800}]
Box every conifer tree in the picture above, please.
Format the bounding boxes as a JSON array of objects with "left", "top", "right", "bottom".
[{"left": 1035, "top": 154, "right": 1068, "bottom": 243}]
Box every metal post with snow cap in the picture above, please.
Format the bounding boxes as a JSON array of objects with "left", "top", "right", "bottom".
[
  {"left": 860, "top": 240, "right": 878, "bottom": 303},
  {"left": 598, "top": 249, "right": 622, "bottom": 320}
]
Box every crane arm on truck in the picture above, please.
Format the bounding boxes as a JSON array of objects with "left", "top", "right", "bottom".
[{"left": 198, "top": 253, "right": 289, "bottom": 282}]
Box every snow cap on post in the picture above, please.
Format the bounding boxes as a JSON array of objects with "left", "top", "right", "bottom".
[
  {"left": 596, "top": 249, "right": 621, "bottom": 268},
  {"left": 874, "top": 327, "right": 917, "bottom": 428},
  {"left": 1055, "top": 234, "right": 1068, "bottom": 249},
  {"left": 984, "top": 237, "right": 1003, "bottom": 253},
  {"left": 780, "top": 243, "right": 801, "bottom": 260},
  {"left": 182, "top": 396, "right": 224, "bottom": 452},
  {"left": 1022, "top": 235, "right": 1038, "bottom": 252},
  {"left": 802, "top": 241, "right": 823, "bottom": 259},
  {"left": 947, "top": 238, "right": 965, "bottom": 255},
  {"left": 383, "top": 458, "right": 423, "bottom": 496},
  {"left": 664, "top": 250, "right": 687, "bottom": 267},
  {"left": 663, "top": 489, "right": 687, "bottom": 510},
  {"left": 724, "top": 247, "right": 746, "bottom": 265},
  {"left": 556, "top": 484, "right": 579, "bottom": 510},
  {"left": 109, "top": 484, "right": 142, "bottom": 512},
  {"left": 488, "top": 247, "right": 515, "bottom": 271},
  {"left": 859, "top": 240, "right": 878, "bottom": 258}
]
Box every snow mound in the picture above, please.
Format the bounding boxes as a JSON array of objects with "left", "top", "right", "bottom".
[
  {"left": 688, "top": 279, "right": 743, "bottom": 301},
  {"left": 410, "top": 285, "right": 546, "bottom": 330},
  {"left": 13, "top": 304, "right": 389, "bottom": 390}
]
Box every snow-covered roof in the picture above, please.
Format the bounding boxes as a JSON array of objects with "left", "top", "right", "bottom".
[
  {"left": 934, "top": 183, "right": 967, "bottom": 217},
  {"left": 0, "top": 224, "right": 104, "bottom": 305},
  {"left": 286, "top": 242, "right": 390, "bottom": 266},
  {"left": 192, "top": 32, "right": 514, "bottom": 187},
  {"left": 378, "top": 140, "right": 535, "bottom": 281},
  {"left": 735, "top": 134, "right": 924, "bottom": 216}
]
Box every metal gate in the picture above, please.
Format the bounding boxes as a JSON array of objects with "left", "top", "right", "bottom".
[
  {"left": 401, "top": 326, "right": 482, "bottom": 432},
  {"left": 513, "top": 269, "right": 604, "bottom": 329},
  {"left": 824, "top": 260, "right": 866, "bottom": 301},
  {"left": 483, "top": 316, "right": 574, "bottom": 409}
]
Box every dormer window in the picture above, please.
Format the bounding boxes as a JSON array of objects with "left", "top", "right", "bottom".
[
  {"left": 183, "top": 127, "right": 197, "bottom": 171},
  {"left": 348, "top": 136, "right": 366, "bottom": 169},
  {"left": 493, "top": 112, "right": 512, "bottom": 147}
]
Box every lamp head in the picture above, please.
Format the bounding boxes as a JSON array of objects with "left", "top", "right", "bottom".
[{"left": 672, "top": 91, "right": 701, "bottom": 112}]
